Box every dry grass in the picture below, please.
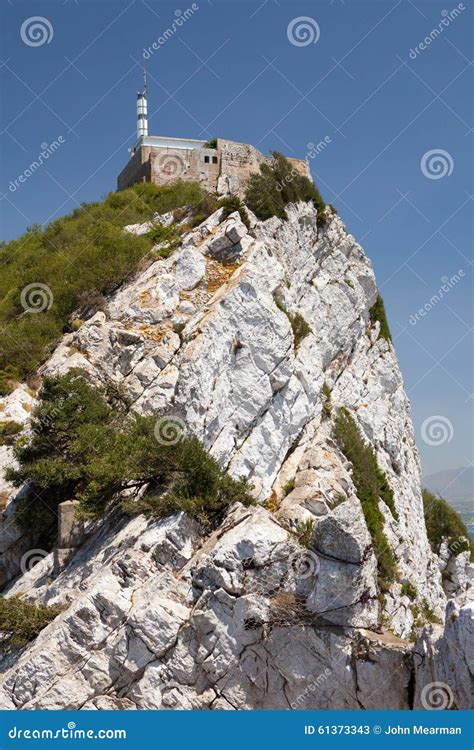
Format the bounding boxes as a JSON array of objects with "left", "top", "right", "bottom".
[
  {"left": 206, "top": 260, "right": 241, "bottom": 293},
  {"left": 0, "top": 489, "right": 11, "bottom": 513},
  {"left": 138, "top": 323, "right": 170, "bottom": 344},
  {"left": 263, "top": 491, "right": 280, "bottom": 514},
  {"left": 269, "top": 590, "right": 311, "bottom": 626}
]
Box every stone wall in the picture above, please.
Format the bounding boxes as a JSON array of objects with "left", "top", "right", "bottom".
[
  {"left": 149, "top": 146, "right": 220, "bottom": 193},
  {"left": 117, "top": 148, "right": 152, "bottom": 190},
  {"left": 117, "top": 138, "right": 311, "bottom": 196}
]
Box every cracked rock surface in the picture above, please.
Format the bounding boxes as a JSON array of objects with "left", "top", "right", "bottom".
[{"left": 0, "top": 203, "right": 471, "bottom": 709}]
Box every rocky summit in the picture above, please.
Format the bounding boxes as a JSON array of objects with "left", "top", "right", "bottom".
[{"left": 0, "top": 201, "right": 472, "bottom": 710}]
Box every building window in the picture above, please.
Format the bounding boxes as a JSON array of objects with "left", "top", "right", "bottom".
[
  {"left": 204, "top": 155, "right": 210, "bottom": 164},
  {"left": 212, "top": 156, "right": 218, "bottom": 164}
]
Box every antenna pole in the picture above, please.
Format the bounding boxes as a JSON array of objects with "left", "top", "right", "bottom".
[{"left": 137, "top": 73, "right": 148, "bottom": 140}]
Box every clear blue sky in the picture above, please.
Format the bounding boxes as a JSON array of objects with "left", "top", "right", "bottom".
[{"left": 0, "top": 0, "right": 472, "bottom": 479}]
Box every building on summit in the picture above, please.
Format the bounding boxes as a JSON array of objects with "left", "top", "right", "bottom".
[{"left": 117, "top": 75, "right": 311, "bottom": 197}]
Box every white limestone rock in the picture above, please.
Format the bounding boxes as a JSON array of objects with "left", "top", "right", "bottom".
[
  {"left": 0, "top": 200, "right": 469, "bottom": 711},
  {"left": 414, "top": 598, "right": 474, "bottom": 709}
]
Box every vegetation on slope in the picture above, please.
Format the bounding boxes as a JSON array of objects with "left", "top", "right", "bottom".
[
  {"left": 245, "top": 151, "right": 326, "bottom": 224},
  {"left": 0, "top": 181, "right": 216, "bottom": 392},
  {"left": 0, "top": 595, "right": 62, "bottom": 649},
  {"left": 369, "top": 295, "right": 392, "bottom": 342},
  {"left": 273, "top": 295, "right": 312, "bottom": 347},
  {"left": 6, "top": 371, "right": 254, "bottom": 534},
  {"left": 422, "top": 489, "right": 473, "bottom": 561},
  {"left": 322, "top": 382, "right": 332, "bottom": 420},
  {"left": 0, "top": 420, "right": 22, "bottom": 446},
  {"left": 334, "top": 407, "right": 398, "bottom": 589}
]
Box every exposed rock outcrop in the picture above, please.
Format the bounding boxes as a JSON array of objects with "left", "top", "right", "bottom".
[{"left": 0, "top": 202, "right": 471, "bottom": 709}]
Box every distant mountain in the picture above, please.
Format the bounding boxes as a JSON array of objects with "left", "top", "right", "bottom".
[{"left": 423, "top": 466, "right": 473, "bottom": 520}]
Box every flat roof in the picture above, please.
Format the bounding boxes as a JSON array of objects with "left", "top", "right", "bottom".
[{"left": 133, "top": 135, "right": 208, "bottom": 151}]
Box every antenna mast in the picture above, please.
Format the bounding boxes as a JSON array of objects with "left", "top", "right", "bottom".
[{"left": 136, "top": 71, "right": 148, "bottom": 140}]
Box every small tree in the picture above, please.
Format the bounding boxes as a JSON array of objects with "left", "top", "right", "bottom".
[
  {"left": 7, "top": 371, "right": 255, "bottom": 534},
  {"left": 245, "top": 152, "right": 326, "bottom": 224},
  {"left": 0, "top": 596, "right": 61, "bottom": 648}
]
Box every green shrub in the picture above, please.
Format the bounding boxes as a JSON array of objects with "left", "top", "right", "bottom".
[
  {"left": 125, "top": 471, "right": 253, "bottom": 531},
  {"left": 401, "top": 581, "right": 417, "bottom": 600},
  {"left": 422, "top": 489, "right": 473, "bottom": 561},
  {"left": 74, "top": 289, "right": 107, "bottom": 320},
  {"left": 204, "top": 138, "right": 217, "bottom": 149},
  {"left": 369, "top": 295, "right": 392, "bottom": 342},
  {"left": 185, "top": 193, "right": 219, "bottom": 228},
  {"left": 293, "top": 518, "right": 315, "bottom": 548},
  {"left": 410, "top": 599, "right": 442, "bottom": 634},
  {"left": 0, "top": 366, "right": 21, "bottom": 396},
  {"left": 0, "top": 595, "right": 61, "bottom": 648},
  {"left": 245, "top": 152, "right": 326, "bottom": 224},
  {"left": 282, "top": 478, "right": 295, "bottom": 496},
  {"left": 217, "top": 195, "right": 251, "bottom": 230},
  {"left": 334, "top": 407, "right": 398, "bottom": 589},
  {"left": 421, "top": 598, "right": 442, "bottom": 625},
  {"left": 273, "top": 296, "right": 312, "bottom": 348},
  {"left": 7, "top": 371, "right": 255, "bottom": 534},
  {"left": 291, "top": 313, "right": 312, "bottom": 347},
  {"left": 0, "top": 420, "right": 22, "bottom": 446},
  {"left": 146, "top": 223, "right": 176, "bottom": 246},
  {"left": 0, "top": 182, "right": 215, "bottom": 385},
  {"left": 331, "top": 492, "right": 347, "bottom": 508},
  {"left": 322, "top": 382, "right": 332, "bottom": 419}
]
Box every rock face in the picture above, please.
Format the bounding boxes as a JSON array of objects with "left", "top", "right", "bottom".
[{"left": 0, "top": 202, "right": 471, "bottom": 709}]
